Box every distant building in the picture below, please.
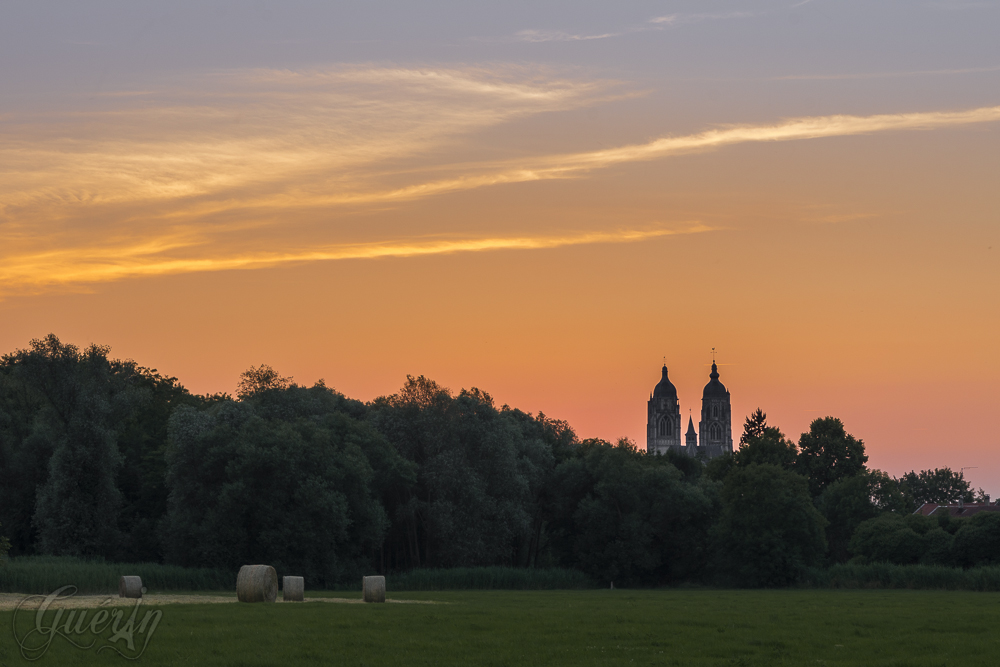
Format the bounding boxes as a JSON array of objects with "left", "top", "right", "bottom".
[
  {"left": 646, "top": 365, "right": 681, "bottom": 454},
  {"left": 914, "top": 502, "right": 1000, "bottom": 518},
  {"left": 646, "top": 360, "right": 733, "bottom": 459}
]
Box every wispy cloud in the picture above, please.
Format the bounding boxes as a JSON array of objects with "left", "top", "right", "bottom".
[
  {"left": 510, "top": 11, "right": 751, "bottom": 43},
  {"left": 4, "top": 63, "right": 1000, "bottom": 296},
  {"left": 776, "top": 64, "right": 1000, "bottom": 80},
  {"left": 924, "top": 1, "right": 995, "bottom": 10},
  {"left": 0, "top": 66, "right": 610, "bottom": 212},
  {"left": 514, "top": 29, "right": 621, "bottom": 43},
  {"left": 0, "top": 225, "right": 709, "bottom": 294},
  {"left": 648, "top": 12, "right": 753, "bottom": 25},
  {"left": 305, "top": 104, "right": 1000, "bottom": 205}
]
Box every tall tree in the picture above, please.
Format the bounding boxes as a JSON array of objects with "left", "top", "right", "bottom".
[
  {"left": 712, "top": 463, "right": 827, "bottom": 586},
  {"left": 3, "top": 335, "right": 147, "bottom": 558},
  {"left": 816, "top": 470, "right": 908, "bottom": 562},
  {"left": 236, "top": 364, "right": 292, "bottom": 400},
  {"left": 367, "top": 376, "right": 537, "bottom": 569},
  {"left": 796, "top": 417, "right": 868, "bottom": 497},
  {"left": 739, "top": 408, "right": 768, "bottom": 446},
  {"left": 897, "top": 468, "right": 973, "bottom": 508},
  {"left": 162, "top": 384, "right": 406, "bottom": 585},
  {"left": 546, "top": 439, "right": 716, "bottom": 585},
  {"left": 734, "top": 426, "right": 798, "bottom": 470}
]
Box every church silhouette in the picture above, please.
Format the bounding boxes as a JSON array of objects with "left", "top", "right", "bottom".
[{"left": 646, "top": 360, "right": 733, "bottom": 459}]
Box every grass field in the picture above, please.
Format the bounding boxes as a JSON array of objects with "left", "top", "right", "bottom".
[{"left": 2, "top": 589, "right": 999, "bottom": 666}]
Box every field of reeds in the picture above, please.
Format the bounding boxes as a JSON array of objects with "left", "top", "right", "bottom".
[
  {"left": 376, "top": 566, "right": 596, "bottom": 591},
  {"left": 0, "top": 556, "right": 233, "bottom": 594},
  {"left": 8, "top": 556, "right": 1000, "bottom": 597},
  {"left": 806, "top": 562, "right": 1000, "bottom": 591}
]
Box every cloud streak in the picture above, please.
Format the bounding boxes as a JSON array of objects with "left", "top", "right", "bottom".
[
  {"left": 0, "top": 225, "right": 709, "bottom": 294},
  {"left": 510, "top": 11, "right": 751, "bottom": 43},
  {"left": 3, "top": 63, "right": 1000, "bottom": 295},
  {"left": 293, "top": 104, "right": 1000, "bottom": 205},
  {"left": 514, "top": 29, "right": 621, "bottom": 43},
  {"left": 776, "top": 64, "right": 1000, "bottom": 80}
]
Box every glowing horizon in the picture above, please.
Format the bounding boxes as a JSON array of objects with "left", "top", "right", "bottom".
[{"left": 2, "top": 1, "right": 998, "bottom": 492}]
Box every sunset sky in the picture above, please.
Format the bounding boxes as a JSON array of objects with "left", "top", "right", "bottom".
[{"left": 2, "top": 1, "right": 998, "bottom": 491}]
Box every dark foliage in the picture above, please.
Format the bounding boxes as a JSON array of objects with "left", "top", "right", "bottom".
[
  {"left": 796, "top": 417, "right": 868, "bottom": 497},
  {"left": 897, "top": 468, "right": 973, "bottom": 509},
  {"left": 815, "top": 470, "right": 908, "bottom": 563},
  {"left": 543, "top": 439, "right": 717, "bottom": 585},
  {"left": 712, "top": 464, "right": 827, "bottom": 586},
  {"left": 161, "top": 385, "right": 409, "bottom": 586},
  {"left": 2, "top": 334, "right": 995, "bottom": 589}
]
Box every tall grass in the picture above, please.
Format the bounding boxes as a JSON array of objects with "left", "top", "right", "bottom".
[
  {"left": 0, "top": 556, "right": 234, "bottom": 594},
  {"left": 806, "top": 563, "right": 1000, "bottom": 591},
  {"left": 376, "top": 567, "right": 596, "bottom": 591}
]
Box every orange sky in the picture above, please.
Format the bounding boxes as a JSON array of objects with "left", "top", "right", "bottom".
[{"left": 1, "top": 1, "right": 998, "bottom": 492}]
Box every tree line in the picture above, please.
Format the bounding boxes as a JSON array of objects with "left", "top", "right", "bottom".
[{"left": 0, "top": 335, "right": 993, "bottom": 586}]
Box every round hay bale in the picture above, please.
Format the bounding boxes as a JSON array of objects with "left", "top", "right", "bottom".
[
  {"left": 119, "top": 576, "right": 143, "bottom": 599},
  {"left": 237, "top": 565, "right": 278, "bottom": 603},
  {"left": 363, "top": 575, "right": 385, "bottom": 603},
  {"left": 282, "top": 576, "right": 304, "bottom": 602}
]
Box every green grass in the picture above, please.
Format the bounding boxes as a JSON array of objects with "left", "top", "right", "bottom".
[
  {"left": 3, "top": 589, "right": 1000, "bottom": 665},
  {"left": 0, "top": 556, "right": 233, "bottom": 594}
]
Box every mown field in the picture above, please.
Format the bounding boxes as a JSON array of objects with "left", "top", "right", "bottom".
[{"left": 2, "top": 589, "right": 999, "bottom": 666}]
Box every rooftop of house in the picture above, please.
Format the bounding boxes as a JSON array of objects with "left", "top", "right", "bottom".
[{"left": 914, "top": 502, "right": 1000, "bottom": 518}]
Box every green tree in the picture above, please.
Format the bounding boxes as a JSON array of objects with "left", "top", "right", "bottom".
[
  {"left": 739, "top": 408, "right": 768, "bottom": 445},
  {"left": 712, "top": 464, "right": 827, "bottom": 587},
  {"left": 0, "top": 522, "right": 10, "bottom": 561},
  {"left": 703, "top": 452, "right": 735, "bottom": 482},
  {"left": 236, "top": 364, "right": 291, "bottom": 400},
  {"left": 897, "top": 468, "right": 973, "bottom": 509},
  {"left": 546, "top": 440, "right": 716, "bottom": 585},
  {"left": 1, "top": 335, "right": 148, "bottom": 558},
  {"left": 816, "top": 470, "right": 908, "bottom": 562},
  {"left": 734, "top": 426, "right": 797, "bottom": 470},
  {"left": 952, "top": 512, "right": 1000, "bottom": 568},
  {"left": 848, "top": 513, "right": 952, "bottom": 565},
  {"left": 162, "top": 384, "right": 406, "bottom": 585},
  {"left": 796, "top": 417, "right": 868, "bottom": 497},
  {"left": 367, "top": 376, "right": 537, "bottom": 569}
]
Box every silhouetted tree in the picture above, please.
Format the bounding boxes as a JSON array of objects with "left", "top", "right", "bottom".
[
  {"left": 0, "top": 522, "right": 10, "bottom": 561},
  {"left": 712, "top": 463, "right": 827, "bottom": 586},
  {"left": 162, "top": 384, "right": 407, "bottom": 585},
  {"left": 734, "top": 426, "right": 798, "bottom": 470},
  {"left": 739, "top": 408, "right": 768, "bottom": 446},
  {"left": 849, "top": 513, "right": 956, "bottom": 566},
  {"left": 796, "top": 417, "right": 868, "bottom": 497},
  {"left": 546, "top": 440, "right": 716, "bottom": 585},
  {"left": 236, "top": 364, "right": 292, "bottom": 400},
  {"left": 1, "top": 335, "right": 149, "bottom": 558},
  {"left": 367, "top": 376, "right": 538, "bottom": 569},
  {"left": 815, "top": 470, "right": 908, "bottom": 562},
  {"left": 897, "top": 468, "right": 973, "bottom": 509}
]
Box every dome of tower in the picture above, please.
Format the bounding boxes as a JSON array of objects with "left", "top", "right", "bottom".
[
  {"left": 652, "top": 365, "right": 677, "bottom": 399},
  {"left": 702, "top": 362, "right": 728, "bottom": 398}
]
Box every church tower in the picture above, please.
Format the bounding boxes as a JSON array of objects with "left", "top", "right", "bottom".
[
  {"left": 685, "top": 415, "right": 698, "bottom": 453},
  {"left": 698, "top": 361, "right": 733, "bottom": 458},
  {"left": 647, "top": 365, "right": 682, "bottom": 455}
]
